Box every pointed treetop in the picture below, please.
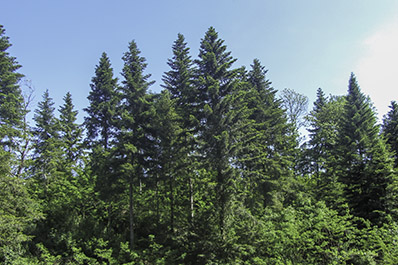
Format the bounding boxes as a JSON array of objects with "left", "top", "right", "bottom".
[
  {"left": 121, "top": 40, "right": 154, "bottom": 92},
  {"left": 248, "top": 58, "right": 272, "bottom": 92},
  {"left": 313, "top": 88, "right": 326, "bottom": 112},
  {"left": 162, "top": 33, "right": 194, "bottom": 101},
  {"left": 196, "top": 27, "right": 237, "bottom": 79}
]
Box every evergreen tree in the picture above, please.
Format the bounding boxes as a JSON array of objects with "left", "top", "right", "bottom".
[
  {"left": 84, "top": 52, "right": 119, "bottom": 244},
  {"left": 59, "top": 92, "right": 83, "bottom": 171},
  {"left": 162, "top": 33, "right": 195, "bottom": 107},
  {"left": 338, "top": 73, "right": 397, "bottom": 224},
  {"left": 84, "top": 52, "right": 118, "bottom": 150},
  {"left": 240, "top": 59, "right": 295, "bottom": 210},
  {"left": 383, "top": 101, "right": 398, "bottom": 167},
  {"left": 162, "top": 33, "right": 197, "bottom": 228},
  {"left": 305, "top": 88, "right": 346, "bottom": 208},
  {"left": 152, "top": 90, "right": 184, "bottom": 236},
  {"left": 193, "top": 27, "right": 246, "bottom": 256},
  {"left": 0, "top": 25, "right": 25, "bottom": 152},
  {"left": 32, "top": 89, "right": 62, "bottom": 181},
  {"left": 117, "top": 40, "right": 155, "bottom": 249}
]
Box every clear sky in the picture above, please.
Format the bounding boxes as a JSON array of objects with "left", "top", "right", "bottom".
[{"left": 2, "top": 0, "right": 398, "bottom": 123}]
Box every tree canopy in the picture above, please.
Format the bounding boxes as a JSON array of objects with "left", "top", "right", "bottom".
[{"left": 1, "top": 24, "right": 398, "bottom": 264}]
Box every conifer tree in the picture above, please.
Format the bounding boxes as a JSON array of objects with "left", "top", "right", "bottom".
[
  {"left": 84, "top": 52, "right": 119, "bottom": 241},
  {"left": 0, "top": 25, "right": 25, "bottom": 150},
  {"left": 162, "top": 33, "right": 197, "bottom": 226},
  {"left": 117, "top": 40, "right": 154, "bottom": 249},
  {"left": 338, "top": 73, "right": 397, "bottom": 223},
  {"left": 240, "top": 59, "right": 295, "bottom": 210},
  {"left": 0, "top": 25, "right": 25, "bottom": 177},
  {"left": 162, "top": 33, "right": 195, "bottom": 107},
  {"left": 32, "top": 89, "right": 62, "bottom": 181},
  {"left": 152, "top": 90, "right": 184, "bottom": 235},
  {"left": 383, "top": 101, "right": 398, "bottom": 167},
  {"left": 193, "top": 27, "right": 245, "bottom": 246},
  {"left": 305, "top": 88, "right": 346, "bottom": 208},
  {"left": 84, "top": 52, "right": 118, "bottom": 150},
  {"left": 59, "top": 92, "right": 83, "bottom": 171}
]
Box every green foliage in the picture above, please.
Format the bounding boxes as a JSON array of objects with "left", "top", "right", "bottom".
[
  {"left": 0, "top": 174, "right": 42, "bottom": 263},
  {"left": 383, "top": 101, "right": 398, "bottom": 167},
  {"left": 2, "top": 24, "right": 398, "bottom": 264},
  {"left": 304, "top": 89, "right": 347, "bottom": 209},
  {"left": 337, "top": 73, "right": 397, "bottom": 224},
  {"left": 0, "top": 25, "right": 24, "bottom": 150},
  {"left": 84, "top": 52, "right": 118, "bottom": 149}
]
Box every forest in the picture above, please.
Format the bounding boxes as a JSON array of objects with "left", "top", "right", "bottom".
[{"left": 1, "top": 24, "right": 398, "bottom": 264}]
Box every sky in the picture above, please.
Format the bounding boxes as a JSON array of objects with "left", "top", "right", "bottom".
[{"left": 1, "top": 0, "right": 398, "bottom": 124}]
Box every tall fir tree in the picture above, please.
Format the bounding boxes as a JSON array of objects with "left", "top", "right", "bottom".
[
  {"left": 0, "top": 25, "right": 24, "bottom": 150},
  {"left": 383, "top": 101, "right": 398, "bottom": 167},
  {"left": 305, "top": 88, "right": 346, "bottom": 209},
  {"left": 239, "top": 59, "right": 295, "bottom": 211},
  {"left": 162, "top": 33, "right": 195, "bottom": 108},
  {"left": 0, "top": 26, "right": 41, "bottom": 262},
  {"left": 193, "top": 27, "right": 246, "bottom": 255},
  {"left": 117, "top": 40, "right": 155, "bottom": 249},
  {"left": 162, "top": 33, "right": 197, "bottom": 228},
  {"left": 84, "top": 52, "right": 118, "bottom": 150},
  {"left": 84, "top": 52, "right": 119, "bottom": 242},
  {"left": 32, "top": 89, "right": 62, "bottom": 182},
  {"left": 338, "top": 73, "right": 397, "bottom": 224},
  {"left": 0, "top": 25, "right": 25, "bottom": 178}
]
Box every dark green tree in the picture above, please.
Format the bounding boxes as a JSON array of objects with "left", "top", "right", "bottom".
[
  {"left": 239, "top": 59, "right": 295, "bottom": 211},
  {"left": 84, "top": 52, "right": 119, "bottom": 244},
  {"left": 0, "top": 25, "right": 25, "bottom": 153},
  {"left": 305, "top": 88, "right": 346, "bottom": 208},
  {"left": 117, "top": 40, "right": 155, "bottom": 249},
  {"left": 162, "top": 33, "right": 197, "bottom": 228},
  {"left": 58, "top": 92, "right": 83, "bottom": 171},
  {"left": 193, "top": 27, "right": 247, "bottom": 259},
  {"left": 162, "top": 33, "right": 195, "bottom": 107},
  {"left": 152, "top": 90, "right": 184, "bottom": 236},
  {"left": 31, "top": 89, "right": 62, "bottom": 182},
  {"left": 84, "top": 52, "right": 118, "bottom": 150},
  {"left": 338, "top": 73, "right": 397, "bottom": 224},
  {"left": 383, "top": 101, "right": 398, "bottom": 167}
]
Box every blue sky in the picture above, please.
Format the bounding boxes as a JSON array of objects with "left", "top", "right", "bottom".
[{"left": 2, "top": 0, "right": 398, "bottom": 123}]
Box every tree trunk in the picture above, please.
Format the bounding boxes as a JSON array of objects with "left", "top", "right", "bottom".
[
  {"left": 129, "top": 180, "right": 134, "bottom": 249},
  {"left": 170, "top": 172, "right": 174, "bottom": 232},
  {"left": 189, "top": 176, "right": 194, "bottom": 223}
]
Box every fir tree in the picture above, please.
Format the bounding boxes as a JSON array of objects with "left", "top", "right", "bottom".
[
  {"left": 84, "top": 52, "right": 119, "bottom": 243},
  {"left": 117, "top": 40, "right": 155, "bottom": 249},
  {"left": 383, "top": 101, "right": 398, "bottom": 167},
  {"left": 193, "top": 27, "right": 245, "bottom": 253},
  {"left": 152, "top": 90, "right": 184, "bottom": 235},
  {"left": 338, "top": 73, "right": 397, "bottom": 223},
  {"left": 162, "top": 33, "right": 197, "bottom": 227},
  {"left": 58, "top": 92, "right": 83, "bottom": 171},
  {"left": 240, "top": 59, "right": 295, "bottom": 210},
  {"left": 0, "top": 24, "right": 26, "bottom": 180},
  {"left": 32, "top": 89, "right": 62, "bottom": 181},
  {"left": 162, "top": 33, "right": 195, "bottom": 107},
  {"left": 305, "top": 89, "right": 346, "bottom": 209},
  {"left": 84, "top": 52, "right": 118, "bottom": 150},
  {"left": 0, "top": 25, "right": 25, "bottom": 151}
]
